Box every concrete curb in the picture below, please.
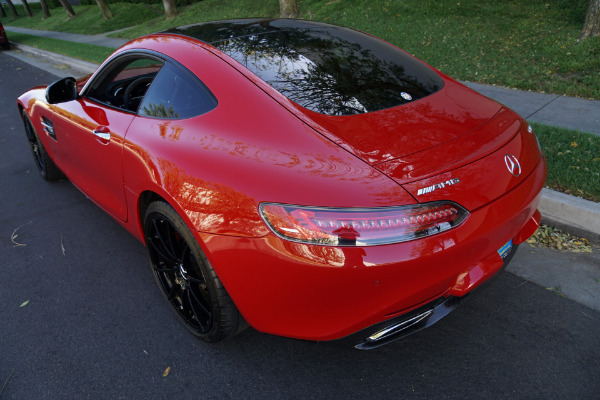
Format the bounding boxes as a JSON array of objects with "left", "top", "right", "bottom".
[{"left": 540, "top": 188, "right": 600, "bottom": 244}]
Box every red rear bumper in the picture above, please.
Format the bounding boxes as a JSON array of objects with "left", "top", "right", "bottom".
[{"left": 196, "top": 155, "right": 547, "bottom": 342}]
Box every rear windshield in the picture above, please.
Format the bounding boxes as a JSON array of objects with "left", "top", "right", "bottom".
[{"left": 166, "top": 19, "right": 444, "bottom": 116}]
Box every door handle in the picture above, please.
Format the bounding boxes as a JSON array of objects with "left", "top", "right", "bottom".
[{"left": 92, "top": 126, "right": 111, "bottom": 142}]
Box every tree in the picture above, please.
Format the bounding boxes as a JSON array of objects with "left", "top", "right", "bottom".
[
  {"left": 39, "top": 0, "right": 52, "bottom": 19},
  {"left": 0, "top": 3, "right": 7, "bottom": 18},
  {"left": 21, "top": 0, "right": 33, "bottom": 17},
  {"left": 57, "top": 0, "right": 76, "bottom": 19},
  {"left": 279, "top": 0, "right": 299, "bottom": 18},
  {"left": 162, "top": 0, "right": 178, "bottom": 19},
  {"left": 95, "top": 0, "right": 113, "bottom": 20},
  {"left": 4, "top": 0, "right": 19, "bottom": 18},
  {"left": 580, "top": 0, "right": 600, "bottom": 40}
]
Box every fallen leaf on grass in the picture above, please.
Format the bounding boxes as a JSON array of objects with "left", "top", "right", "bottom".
[{"left": 162, "top": 366, "right": 171, "bottom": 378}]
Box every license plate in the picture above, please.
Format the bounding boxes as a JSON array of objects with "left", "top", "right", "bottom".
[{"left": 497, "top": 239, "right": 513, "bottom": 259}]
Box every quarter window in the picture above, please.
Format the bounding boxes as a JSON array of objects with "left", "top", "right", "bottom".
[{"left": 138, "top": 62, "right": 217, "bottom": 119}]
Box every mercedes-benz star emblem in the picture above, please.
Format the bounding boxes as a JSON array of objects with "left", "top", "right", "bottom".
[{"left": 504, "top": 154, "right": 521, "bottom": 177}]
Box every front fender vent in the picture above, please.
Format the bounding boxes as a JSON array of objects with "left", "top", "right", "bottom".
[{"left": 41, "top": 117, "right": 56, "bottom": 141}]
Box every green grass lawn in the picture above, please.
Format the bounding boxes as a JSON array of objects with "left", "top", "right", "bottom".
[
  {"left": 2, "top": 3, "right": 161, "bottom": 35},
  {"left": 2, "top": 0, "right": 598, "bottom": 100},
  {"left": 301, "top": 0, "right": 600, "bottom": 100},
  {"left": 533, "top": 123, "right": 600, "bottom": 202},
  {"left": 6, "top": 32, "right": 113, "bottom": 63}
]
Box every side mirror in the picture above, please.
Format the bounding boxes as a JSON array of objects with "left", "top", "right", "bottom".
[{"left": 46, "top": 77, "right": 78, "bottom": 104}]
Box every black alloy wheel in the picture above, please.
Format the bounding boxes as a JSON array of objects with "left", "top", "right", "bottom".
[
  {"left": 21, "top": 111, "right": 63, "bottom": 181},
  {"left": 144, "top": 201, "right": 245, "bottom": 342}
]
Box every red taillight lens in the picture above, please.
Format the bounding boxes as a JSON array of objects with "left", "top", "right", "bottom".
[{"left": 259, "top": 202, "right": 468, "bottom": 246}]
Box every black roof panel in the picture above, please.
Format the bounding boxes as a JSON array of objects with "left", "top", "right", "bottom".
[{"left": 164, "top": 19, "right": 444, "bottom": 116}]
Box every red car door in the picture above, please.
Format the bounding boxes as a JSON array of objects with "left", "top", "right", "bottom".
[{"left": 48, "top": 98, "right": 134, "bottom": 222}]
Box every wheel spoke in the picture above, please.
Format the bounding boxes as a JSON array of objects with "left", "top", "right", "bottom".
[
  {"left": 167, "top": 281, "right": 178, "bottom": 301},
  {"left": 187, "top": 288, "right": 211, "bottom": 332},
  {"left": 165, "top": 225, "right": 181, "bottom": 263},
  {"left": 146, "top": 235, "right": 177, "bottom": 270},
  {"left": 185, "top": 274, "right": 205, "bottom": 284},
  {"left": 149, "top": 219, "right": 178, "bottom": 262},
  {"left": 154, "top": 264, "right": 177, "bottom": 273},
  {"left": 189, "top": 286, "right": 211, "bottom": 318},
  {"left": 179, "top": 242, "right": 190, "bottom": 265},
  {"left": 180, "top": 245, "right": 205, "bottom": 283},
  {"left": 154, "top": 219, "right": 178, "bottom": 260}
]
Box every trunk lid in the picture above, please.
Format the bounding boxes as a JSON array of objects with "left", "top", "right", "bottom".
[
  {"left": 385, "top": 108, "right": 543, "bottom": 211},
  {"left": 301, "top": 79, "right": 503, "bottom": 165},
  {"left": 300, "top": 78, "right": 542, "bottom": 211}
]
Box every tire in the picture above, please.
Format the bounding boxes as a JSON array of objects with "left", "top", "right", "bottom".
[
  {"left": 21, "top": 111, "right": 63, "bottom": 181},
  {"left": 1, "top": 42, "right": 9, "bottom": 50},
  {"left": 143, "top": 201, "right": 246, "bottom": 342}
]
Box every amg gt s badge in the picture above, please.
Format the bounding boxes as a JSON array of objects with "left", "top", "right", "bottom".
[{"left": 417, "top": 178, "right": 460, "bottom": 196}]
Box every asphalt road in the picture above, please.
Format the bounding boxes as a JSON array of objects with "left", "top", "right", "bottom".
[{"left": 1, "top": 52, "right": 600, "bottom": 400}]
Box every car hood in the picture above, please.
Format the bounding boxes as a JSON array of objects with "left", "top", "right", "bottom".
[{"left": 299, "top": 78, "right": 503, "bottom": 168}]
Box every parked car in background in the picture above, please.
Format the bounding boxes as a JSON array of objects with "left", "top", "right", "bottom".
[
  {"left": 0, "top": 21, "right": 10, "bottom": 50},
  {"left": 17, "top": 18, "right": 547, "bottom": 349}
]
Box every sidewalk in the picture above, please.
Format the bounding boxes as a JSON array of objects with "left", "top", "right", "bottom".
[
  {"left": 463, "top": 82, "right": 600, "bottom": 136},
  {"left": 4, "top": 25, "right": 600, "bottom": 244}
]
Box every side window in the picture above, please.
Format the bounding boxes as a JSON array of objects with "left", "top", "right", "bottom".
[
  {"left": 138, "top": 62, "right": 218, "bottom": 120},
  {"left": 85, "top": 56, "right": 164, "bottom": 113}
]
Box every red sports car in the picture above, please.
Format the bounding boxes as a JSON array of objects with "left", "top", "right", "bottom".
[
  {"left": 0, "top": 20, "right": 10, "bottom": 50},
  {"left": 18, "top": 19, "right": 546, "bottom": 349}
]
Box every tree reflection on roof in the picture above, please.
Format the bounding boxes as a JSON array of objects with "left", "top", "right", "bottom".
[{"left": 165, "top": 19, "right": 444, "bottom": 116}]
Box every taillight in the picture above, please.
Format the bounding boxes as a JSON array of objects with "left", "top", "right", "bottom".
[
  {"left": 259, "top": 201, "right": 468, "bottom": 246},
  {"left": 527, "top": 122, "right": 544, "bottom": 157}
]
